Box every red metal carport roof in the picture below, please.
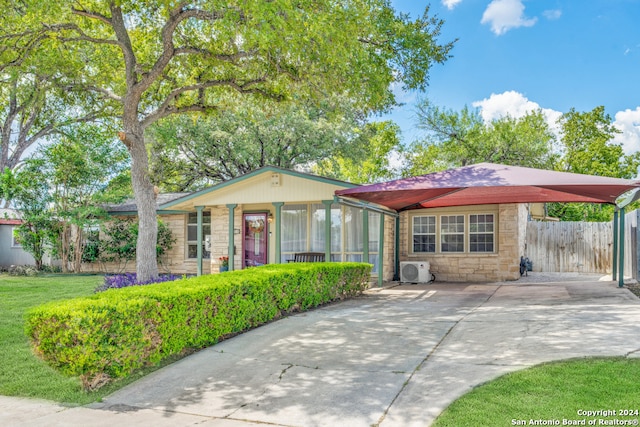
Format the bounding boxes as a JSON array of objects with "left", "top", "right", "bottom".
[{"left": 335, "top": 163, "right": 640, "bottom": 211}]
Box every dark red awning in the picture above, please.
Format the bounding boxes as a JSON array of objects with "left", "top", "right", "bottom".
[{"left": 335, "top": 163, "right": 640, "bottom": 211}]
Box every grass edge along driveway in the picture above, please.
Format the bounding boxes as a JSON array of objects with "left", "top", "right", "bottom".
[{"left": 432, "top": 357, "right": 640, "bottom": 427}]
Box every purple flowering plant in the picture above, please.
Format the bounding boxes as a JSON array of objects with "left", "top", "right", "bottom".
[{"left": 95, "top": 273, "right": 183, "bottom": 293}]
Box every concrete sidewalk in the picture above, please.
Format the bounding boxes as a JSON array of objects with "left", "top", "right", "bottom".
[{"left": 2, "top": 279, "right": 640, "bottom": 426}]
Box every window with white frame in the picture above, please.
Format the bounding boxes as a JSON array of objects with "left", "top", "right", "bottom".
[
  {"left": 410, "top": 212, "right": 496, "bottom": 254},
  {"left": 412, "top": 215, "right": 436, "bottom": 253},
  {"left": 469, "top": 214, "right": 495, "bottom": 252},
  {"left": 440, "top": 215, "right": 465, "bottom": 252}
]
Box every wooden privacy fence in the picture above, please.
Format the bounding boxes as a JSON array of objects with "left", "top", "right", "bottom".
[{"left": 525, "top": 209, "right": 637, "bottom": 278}]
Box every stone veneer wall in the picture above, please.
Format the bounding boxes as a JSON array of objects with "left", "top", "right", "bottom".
[
  {"left": 208, "top": 205, "right": 243, "bottom": 273},
  {"left": 381, "top": 216, "right": 396, "bottom": 282},
  {"left": 82, "top": 213, "right": 211, "bottom": 275},
  {"left": 399, "top": 203, "right": 527, "bottom": 282}
]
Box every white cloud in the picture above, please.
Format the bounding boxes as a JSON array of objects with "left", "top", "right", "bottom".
[
  {"left": 543, "top": 9, "right": 562, "bottom": 20},
  {"left": 473, "top": 91, "right": 640, "bottom": 156},
  {"left": 613, "top": 108, "right": 640, "bottom": 154},
  {"left": 442, "top": 0, "right": 463, "bottom": 10},
  {"left": 481, "top": 0, "right": 537, "bottom": 35},
  {"left": 472, "top": 91, "right": 562, "bottom": 134}
]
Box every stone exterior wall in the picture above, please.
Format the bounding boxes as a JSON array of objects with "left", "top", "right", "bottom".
[
  {"left": 399, "top": 203, "right": 527, "bottom": 282},
  {"left": 208, "top": 205, "right": 244, "bottom": 273},
  {"left": 381, "top": 216, "right": 396, "bottom": 282},
  {"left": 82, "top": 213, "right": 211, "bottom": 275},
  {"left": 84, "top": 204, "right": 401, "bottom": 279},
  {"left": 159, "top": 213, "right": 211, "bottom": 275}
]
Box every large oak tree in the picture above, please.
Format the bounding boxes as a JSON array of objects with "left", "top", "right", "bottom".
[{"left": 4, "top": 1, "right": 453, "bottom": 280}]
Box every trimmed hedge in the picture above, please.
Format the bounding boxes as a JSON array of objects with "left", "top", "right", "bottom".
[{"left": 26, "top": 262, "right": 371, "bottom": 390}]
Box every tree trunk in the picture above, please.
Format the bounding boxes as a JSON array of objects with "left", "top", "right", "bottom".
[
  {"left": 123, "top": 129, "right": 159, "bottom": 282},
  {"left": 60, "top": 223, "right": 70, "bottom": 273},
  {"left": 73, "top": 224, "right": 83, "bottom": 273}
]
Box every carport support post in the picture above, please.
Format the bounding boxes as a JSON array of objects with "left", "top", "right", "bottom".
[
  {"left": 637, "top": 209, "right": 640, "bottom": 281},
  {"left": 619, "top": 207, "right": 625, "bottom": 288},
  {"left": 613, "top": 210, "right": 618, "bottom": 282}
]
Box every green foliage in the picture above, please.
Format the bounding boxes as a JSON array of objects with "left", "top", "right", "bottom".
[
  {"left": 0, "top": 1, "right": 117, "bottom": 174},
  {"left": 548, "top": 106, "right": 640, "bottom": 221},
  {"left": 7, "top": 161, "right": 57, "bottom": 269},
  {"left": 26, "top": 263, "right": 372, "bottom": 390},
  {"left": 404, "top": 100, "right": 557, "bottom": 176},
  {"left": 314, "top": 121, "right": 402, "bottom": 184},
  {"left": 404, "top": 102, "right": 640, "bottom": 222},
  {"left": 558, "top": 106, "right": 639, "bottom": 178},
  {"left": 148, "top": 98, "right": 361, "bottom": 190},
  {"left": 4, "top": 1, "right": 455, "bottom": 281},
  {"left": 41, "top": 124, "right": 130, "bottom": 271},
  {"left": 5, "top": 124, "right": 131, "bottom": 271},
  {"left": 92, "top": 217, "right": 175, "bottom": 272}
]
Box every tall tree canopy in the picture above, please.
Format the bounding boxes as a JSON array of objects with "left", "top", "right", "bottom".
[
  {"left": 557, "top": 106, "right": 639, "bottom": 178},
  {"left": 3, "top": 1, "right": 454, "bottom": 280},
  {"left": 148, "top": 97, "right": 360, "bottom": 191},
  {"left": 547, "top": 106, "right": 640, "bottom": 221},
  {"left": 407, "top": 101, "right": 640, "bottom": 221},
  {"left": 403, "top": 99, "right": 557, "bottom": 176},
  {"left": 314, "top": 121, "right": 402, "bottom": 184},
  {"left": 5, "top": 123, "right": 130, "bottom": 271},
  {"left": 0, "top": 4, "right": 114, "bottom": 176}
]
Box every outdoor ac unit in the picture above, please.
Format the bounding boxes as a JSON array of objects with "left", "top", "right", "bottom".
[{"left": 400, "top": 261, "right": 434, "bottom": 283}]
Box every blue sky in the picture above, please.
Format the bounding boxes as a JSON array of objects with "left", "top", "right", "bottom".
[{"left": 385, "top": 0, "right": 640, "bottom": 154}]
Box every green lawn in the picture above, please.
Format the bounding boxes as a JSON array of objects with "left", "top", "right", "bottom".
[
  {"left": 0, "top": 274, "right": 136, "bottom": 404},
  {"left": 4, "top": 273, "right": 640, "bottom": 418},
  {"left": 433, "top": 357, "right": 640, "bottom": 426}
]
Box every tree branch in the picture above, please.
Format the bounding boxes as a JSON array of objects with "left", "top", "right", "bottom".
[
  {"left": 78, "top": 85, "right": 123, "bottom": 103},
  {"left": 71, "top": 6, "right": 113, "bottom": 26},
  {"left": 108, "top": 5, "right": 139, "bottom": 92},
  {"left": 140, "top": 77, "right": 272, "bottom": 129},
  {"left": 139, "top": 5, "right": 225, "bottom": 94},
  {"left": 174, "top": 46, "right": 257, "bottom": 63}
]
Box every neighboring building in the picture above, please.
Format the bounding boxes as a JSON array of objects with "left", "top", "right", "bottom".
[{"left": 0, "top": 208, "right": 38, "bottom": 268}]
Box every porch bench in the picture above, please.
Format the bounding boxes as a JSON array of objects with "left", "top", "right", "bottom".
[{"left": 288, "top": 252, "right": 325, "bottom": 263}]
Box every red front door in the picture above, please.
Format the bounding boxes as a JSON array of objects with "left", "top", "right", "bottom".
[{"left": 243, "top": 213, "right": 268, "bottom": 268}]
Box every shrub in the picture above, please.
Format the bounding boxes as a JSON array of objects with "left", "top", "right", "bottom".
[
  {"left": 26, "top": 262, "right": 371, "bottom": 390},
  {"left": 7, "top": 265, "right": 39, "bottom": 276}
]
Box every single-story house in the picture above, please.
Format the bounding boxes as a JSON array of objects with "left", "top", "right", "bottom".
[
  {"left": 86, "top": 163, "right": 640, "bottom": 284},
  {"left": 89, "top": 167, "right": 395, "bottom": 282}
]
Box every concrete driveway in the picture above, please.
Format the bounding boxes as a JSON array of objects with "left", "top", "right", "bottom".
[{"left": 3, "top": 276, "right": 640, "bottom": 426}]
